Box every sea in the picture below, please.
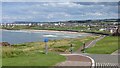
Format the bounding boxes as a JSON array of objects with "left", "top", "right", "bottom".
[{"left": 0, "top": 30, "right": 90, "bottom": 44}]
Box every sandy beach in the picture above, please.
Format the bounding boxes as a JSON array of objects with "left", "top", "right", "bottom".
[
  {"left": 1, "top": 29, "right": 87, "bottom": 34},
  {"left": 24, "top": 29, "right": 80, "bottom": 33}
]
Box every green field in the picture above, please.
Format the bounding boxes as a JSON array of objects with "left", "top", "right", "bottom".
[
  {"left": 2, "top": 41, "right": 66, "bottom": 67},
  {"left": 1, "top": 25, "right": 88, "bottom": 31},
  {"left": 2, "top": 36, "right": 98, "bottom": 58},
  {"left": 2, "top": 35, "right": 98, "bottom": 66},
  {"left": 0, "top": 46, "right": 2, "bottom": 68},
  {"left": 86, "top": 36, "right": 119, "bottom": 54},
  {"left": 2, "top": 53, "right": 65, "bottom": 67}
]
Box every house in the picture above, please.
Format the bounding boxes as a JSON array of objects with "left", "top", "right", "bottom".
[
  {"left": 112, "top": 28, "right": 120, "bottom": 36},
  {"left": 99, "top": 28, "right": 106, "bottom": 31}
]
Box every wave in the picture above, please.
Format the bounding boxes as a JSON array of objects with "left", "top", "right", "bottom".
[{"left": 43, "top": 35, "right": 58, "bottom": 37}]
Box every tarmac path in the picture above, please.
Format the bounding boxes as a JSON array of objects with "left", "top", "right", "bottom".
[
  {"left": 56, "top": 54, "right": 92, "bottom": 68},
  {"left": 56, "top": 35, "right": 119, "bottom": 68},
  {"left": 75, "top": 35, "right": 119, "bottom": 68},
  {"left": 75, "top": 35, "right": 106, "bottom": 54}
]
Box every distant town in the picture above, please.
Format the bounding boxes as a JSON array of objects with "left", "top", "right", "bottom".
[{"left": 0, "top": 19, "right": 120, "bottom": 35}]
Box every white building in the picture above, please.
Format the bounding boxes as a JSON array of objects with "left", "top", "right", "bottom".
[{"left": 99, "top": 28, "right": 106, "bottom": 31}]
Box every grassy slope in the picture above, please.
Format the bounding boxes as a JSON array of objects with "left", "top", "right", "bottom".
[
  {"left": 50, "top": 36, "right": 98, "bottom": 53},
  {"left": 86, "top": 36, "right": 119, "bottom": 54},
  {"left": 2, "top": 53, "right": 65, "bottom": 66},
  {"left": 2, "top": 35, "right": 98, "bottom": 66},
  {"left": 0, "top": 47, "right": 1, "bottom": 67},
  {"left": 72, "top": 36, "right": 97, "bottom": 52}
]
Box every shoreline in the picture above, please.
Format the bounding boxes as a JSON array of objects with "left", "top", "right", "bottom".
[
  {"left": 1, "top": 29, "right": 88, "bottom": 34},
  {"left": 1, "top": 29, "right": 94, "bottom": 45}
]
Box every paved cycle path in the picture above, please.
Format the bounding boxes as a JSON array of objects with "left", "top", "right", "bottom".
[
  {"left": 75, "top": 35, "right": 119, "bottom": 68},
  {"left": 111, "top": 49, "right": 120, "bottom": 55},
  {"left": 75, "top": 35, "right": 105, "bottom": 54},
  {"left": 56, "top": 35, "right": 119, "bottom": 68},
  {"left": 56, "top": 54, "right": 92, "bottom": 68}
]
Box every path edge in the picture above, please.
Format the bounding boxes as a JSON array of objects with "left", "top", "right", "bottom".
[
  {"left": 60, "top": 54, "right": 95, "bottom": 68},
  {"left": 85, "top": 55, "right": 95, "bottom": 68}
]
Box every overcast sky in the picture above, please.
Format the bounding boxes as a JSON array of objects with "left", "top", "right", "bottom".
[
  {"left": 2, "top": 2, "right": 118, "bottom": 23},
  {"left": 1, "top": 0, "right": 119, "bottom": 2}
]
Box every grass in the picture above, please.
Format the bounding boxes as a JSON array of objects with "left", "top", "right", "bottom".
[
  {"left": 0, "top": 46, "right": 2, "bottom": 67},
  {"left": 2, "top": 35, "right": 98, "bottom": 66},
  {"left": 49, "top": 36, "right": 99, "bottom": 53},
  {"left": 86, "top": 36, "right": 119, "bottom": 54},
  {"left": 2, "top": 53, "right": 66, "bottom": 67},
  {"left": 72, "top": 36, "right": 99, "bottom": 52},
  {"left": 2, "top": 42, "right": 66, "bottom": 67},
  {"left": 2, "top": 35, "right": 99, "bottom": 58},
  {"left": 2, "top": 25, "right": 87, "bottom": 31}
]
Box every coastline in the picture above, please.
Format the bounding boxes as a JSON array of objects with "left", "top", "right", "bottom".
[
  {"left": 1, "top": 29, "right": 95, "bottom": 45},
  {"left": 23, "top": 29, "right": 83, "bottom": 34},
  {"left": 1, "top": 29, "right": 88, "bottom": 34}
]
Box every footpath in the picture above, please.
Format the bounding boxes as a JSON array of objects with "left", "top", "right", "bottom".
[
  {"left": 55, "top": 35, "right": 106, "bottom": 67},
  {"left": 56, "top": 35, "right": 119, "bottom": 68},
  {"left": 55, "top": 54, "right": 93, "bottom": 68},
  {"left": 111, "top": 49, "right": 120, "bottom": 55}
]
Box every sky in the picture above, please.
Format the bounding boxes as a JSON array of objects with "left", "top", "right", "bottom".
[
  {"left": 1, "top": 0, "right": 120, "bottom": 2},
  {"left": 1, "top": 2, "right": 119, "bottom": 23}
]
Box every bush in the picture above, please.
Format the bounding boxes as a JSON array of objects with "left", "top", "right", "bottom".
[{"left": 1, "top": 42, "right": 11, "bottom": 46}]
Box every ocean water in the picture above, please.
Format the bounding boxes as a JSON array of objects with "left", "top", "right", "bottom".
[{"left": 1, "top": 30, "right": 90, "bottom": 44}]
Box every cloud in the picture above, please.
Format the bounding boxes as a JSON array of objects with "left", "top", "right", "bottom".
[
  {"left": 2, "top": 15, "right": 35, "bottom": 22},
  {"left": 45, "top": 12, "right": 71, "bottom": 20},
  {"left": 47, "top": 14, "right": 54, "bottom": 19},
  {"left": 2, "top": 0, "right": 120, "bottom": 2},
  {"left": 2, "top": 2, "right": 118, "bottom": 23},
  {"left": 86, "top": 12, "right": 103, "bottom": 16}
]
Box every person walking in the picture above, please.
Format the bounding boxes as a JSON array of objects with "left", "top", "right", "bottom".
[
  {"left": 70, "top": 44, "right": 73, "bottom": 54},
  {"left": 83, "top": 42, "right": 86, "bottom": 53}
]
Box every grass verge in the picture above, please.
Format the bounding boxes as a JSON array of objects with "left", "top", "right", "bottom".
[
  {"left": 2, "top": 35, "right": 98, "bottom": 66},
  {"left": 2, "top": 53, "right": 66, "bottom": 67},
  {"left": 86, "top": 36, "right": 119, "bottom": 54}
]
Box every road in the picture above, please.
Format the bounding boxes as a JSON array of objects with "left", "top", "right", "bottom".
[
  {"left": 84, "top": 35, "right": 119, "bottom": 68},
  {"left": 57, "top": 35, "right": 119, "bottom": 68},
  {"left": 86, "top": 54, "right": 119, "bottom": 68},
  {"left": 75, "top": 35, "right": 119, "bottom": 68}
]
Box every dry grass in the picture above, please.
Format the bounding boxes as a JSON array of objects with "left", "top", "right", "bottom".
[{"left": 2, "top": 35, "right": 99, "bottom": 57}]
